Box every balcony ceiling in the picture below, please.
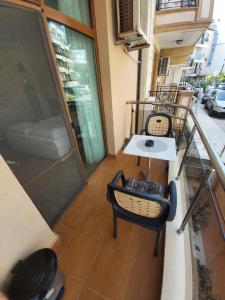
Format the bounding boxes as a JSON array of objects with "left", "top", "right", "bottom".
[{"left": 155, "top": 29, "right": 205, "bottom": 49}]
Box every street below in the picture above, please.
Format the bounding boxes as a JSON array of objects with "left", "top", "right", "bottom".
[{"left": 195, "top": 103, "right": 225, "bottom": 160}]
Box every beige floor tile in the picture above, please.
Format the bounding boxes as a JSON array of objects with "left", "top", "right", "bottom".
[{"left": 86, "top": 245, "right": 131, "bottom": 300}]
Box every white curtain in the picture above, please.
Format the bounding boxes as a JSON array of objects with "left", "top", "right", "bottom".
[{"left": 66, "top": 29, "right": 105, "bottom": 165}]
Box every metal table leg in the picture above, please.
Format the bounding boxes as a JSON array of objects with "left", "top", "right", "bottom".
[
  {"left": 140, "top": 158, "right": 151, "bottom": 181},
  {"left": 147, "top": 158, "right": 151, "bottom": 181}
]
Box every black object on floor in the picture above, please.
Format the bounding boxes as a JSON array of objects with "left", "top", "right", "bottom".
[{"left": 7, "top": 248, "right": 64, "bottom": 300}]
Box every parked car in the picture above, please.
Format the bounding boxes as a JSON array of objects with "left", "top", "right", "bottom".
[
  {"left": 218, "top": 83, "right": 225, "bottom": 90},
  {"left": 204, "top": 89, "right": 225, "bottom": 116},
  {"left": 201, "top": 93, "right": 210, "bottom": 104},
  {"left": 201, "top": 87, "right": 217, "bottom": 104}
]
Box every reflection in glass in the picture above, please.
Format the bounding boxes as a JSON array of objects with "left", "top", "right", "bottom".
[
  {"left": 49, "top": 21, "right": 105, "bottom": 174},
  {"left": 45, "top": 0, "right": 91, "bottom": 27},
  {"left": 0, "top": 8, "right": 72, "bottom": 181},
  {"left": 26, "top": 152, "right": 83, "bottom": 224},
  {"left": 0, "top": 4, "right": 85, "bottom": 224}
]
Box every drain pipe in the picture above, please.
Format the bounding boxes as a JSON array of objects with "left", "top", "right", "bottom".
[{"left": 135, "top": 49, "right": 142, "bottom": 134}]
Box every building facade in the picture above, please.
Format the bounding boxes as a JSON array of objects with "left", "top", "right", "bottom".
[
  {"left": 152, "top": 0, "right": 214, "bottom": 86},
  {"left": 183, "top": 29, "right": 216, "bottom": 81}
]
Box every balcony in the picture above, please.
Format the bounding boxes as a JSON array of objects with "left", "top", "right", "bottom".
[
  {"left": 53, "top": 154, "right": 166, "bottom": 300},
  {"left": 154, "top": 0, "right": 214, "bottom": 51},
  {"left": 126, "top": 91, "right": 225, "bottom": 299},
  {"left": 156, "top": 0, "right": 199, "bottom": 11},
  {"left": 52, "top": 88, "right": 225, "bottom": 300}
]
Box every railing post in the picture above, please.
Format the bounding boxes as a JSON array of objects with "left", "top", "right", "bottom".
[
  {"left": 129, "top": 104, "right": 134, "bottom": 138},
  {"left": 177, "top": 110, "right": 189, "bottom": 151},
  {"left": 220, "top": 145, "right": 225, "bottom": 158},
  {"left": 135, "top": 50, "right": 142, "bottom": 134},
  {"left": 156, "top": 0, "right": 160, "bottom": 10},
  {"left": 177, "top": 167, "right": 212, "bottom": 234},
  {"left": 125, "top": 99, "right": 225, "bottom": 189},
  {"left": 176, "top": 125, "right": 196, "bottom": 180}
]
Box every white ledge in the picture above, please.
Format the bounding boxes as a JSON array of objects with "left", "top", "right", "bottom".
[{"left": 161, "top": 151, "right": 192, "bottom": 300}]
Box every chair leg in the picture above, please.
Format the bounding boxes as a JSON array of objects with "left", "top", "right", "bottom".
[
  {"left": 165, "top": 161, "right": 169, "bottom": 172},
  {"left": 154, "top": 229, "right": 162, "bottom": 257},
  {"left": 137, "top": 156, "right": 141, "bottom": 166},
  {"left": 113, "top": 211, "right": 118, "bottom": 239}
]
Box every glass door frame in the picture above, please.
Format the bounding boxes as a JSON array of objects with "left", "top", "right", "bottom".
[
  {"left": 0, "top": 0, "right": 92, "bottom": 225},
  {"left": 19, "top": 0, "right": 108, "bottom": 170},
  {"left": 3, "top": 0, "right": 87, "bottom": 182}
]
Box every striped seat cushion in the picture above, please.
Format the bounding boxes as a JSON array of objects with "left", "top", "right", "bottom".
[{"left": 125, "top": 178, "right": 164, "bottom": 197}]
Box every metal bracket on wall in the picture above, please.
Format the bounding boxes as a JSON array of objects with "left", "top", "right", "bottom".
[{"left": 123, "top": 47, "right": 142, "bottom": 64}]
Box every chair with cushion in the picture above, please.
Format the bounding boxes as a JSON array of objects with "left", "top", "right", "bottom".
[
  {"left": 107, "top": 171, "right": 177, "bottom": 256},
  {"left": 137, "top": 112, "right": 174, "bottom": 166}
]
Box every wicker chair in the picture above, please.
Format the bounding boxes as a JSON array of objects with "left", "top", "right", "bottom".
[
  {"left": 137, "top": 112, "right": 174, "bottom": 166},
  {"left": 107, "top": 171, "right": 177, "bottom": 256}
]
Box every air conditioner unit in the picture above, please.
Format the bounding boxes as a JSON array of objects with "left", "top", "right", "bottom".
[
  {"left": 115, "top": 0, "right": 151, "bottom": 51},
  {"left": 159, "top": 57, "right": 170, "bottom": 76}
]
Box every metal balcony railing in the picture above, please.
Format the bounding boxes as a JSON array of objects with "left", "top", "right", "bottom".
[
  {"left": 178, "top": 81, "right": 199, "bottom": 92},
  {"left": 156, "top": 0, "right": 199, "bottom": 10},
  {"left": 126, "top": 100, "right": 225, "bottom": 237},
  {"left": 126, "top": 96, "right": 225, "bottom": 298},
  {"left": 149, "top": 88, "right": 179, "bottom": 114}
]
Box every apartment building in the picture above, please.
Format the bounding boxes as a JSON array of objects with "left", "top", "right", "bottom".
[
  {"left": 184, "top": 29, "right": 216, "bottom": 81},
  {"left": 1, "top": 1, "right": 224, "bottom": 300},
  {"left": 151, "top": 0, "right": 214, "bottom": 87}
]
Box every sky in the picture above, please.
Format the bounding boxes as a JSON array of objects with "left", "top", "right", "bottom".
[
  {"left": 206, "top": 0, "right": 225, "bottom": 73},
  {"left": 213, "top": 0, "right": 225, "bottom": 29}
]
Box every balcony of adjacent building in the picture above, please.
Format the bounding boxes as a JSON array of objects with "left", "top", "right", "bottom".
[
  {"left": 152, "top": 1, "right": 214, "bottom": 91},
  {"left": 155, "top": 0, "right": 214, "bottom": 32},
  {"left": 154, "top": 0, "right": 214, "bottom": 79},
  {"left": 156, "top": 0, "right": 198, "bottom": 10}
]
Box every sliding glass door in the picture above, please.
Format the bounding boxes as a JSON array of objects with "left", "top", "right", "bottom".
[
  {"left": 0, "top": 3, "right": 85, "bottom": 225},
  {"left": 48, "top": 21, "right": 105, "bottom": 174}
]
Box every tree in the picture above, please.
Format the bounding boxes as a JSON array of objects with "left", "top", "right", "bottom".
[
  {"left": 218, "top": 72, "right": 225, "bottom": 83},
  {"left": 205, "top": 74, "right": 215, "bottom": 86}
]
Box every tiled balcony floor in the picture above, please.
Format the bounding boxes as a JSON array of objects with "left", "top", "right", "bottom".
[{"left": 53, "top": 153, "right": 168, "bottom": 300}]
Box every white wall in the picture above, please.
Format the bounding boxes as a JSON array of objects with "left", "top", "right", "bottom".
[
  {"left": 202, "top": 29, "right": 225, "bottom": 75},
  {"left": 199, "top": 0, "right": 212, "bottom": 19},
  {"left": 140, "top": 0, "right": 156, "bottom": 101},
  {"left": 202, "top": 0, "right": 225, "bottom": 74},
  {"left": 0, "top": 156, "right": 57, "bottom": 289},
  {"left": 161, "top": 152, "right": 192, "bottom": 300},
  {"left": 166, "top": 65, "right": 184, "bottom": 85},
  {"left": 156, "top": 11, "right": 196, "bottom": 26}
]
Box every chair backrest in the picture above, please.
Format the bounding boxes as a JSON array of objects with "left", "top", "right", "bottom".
[
  {"left": 107, "top": 184, "right": 170, "bottom": 224},
  {"left": 145, "top": 112, "right": 172, "bottom": 137},
  {"left": 114, "top": 190, "right": 161, "bottom": 218}
]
